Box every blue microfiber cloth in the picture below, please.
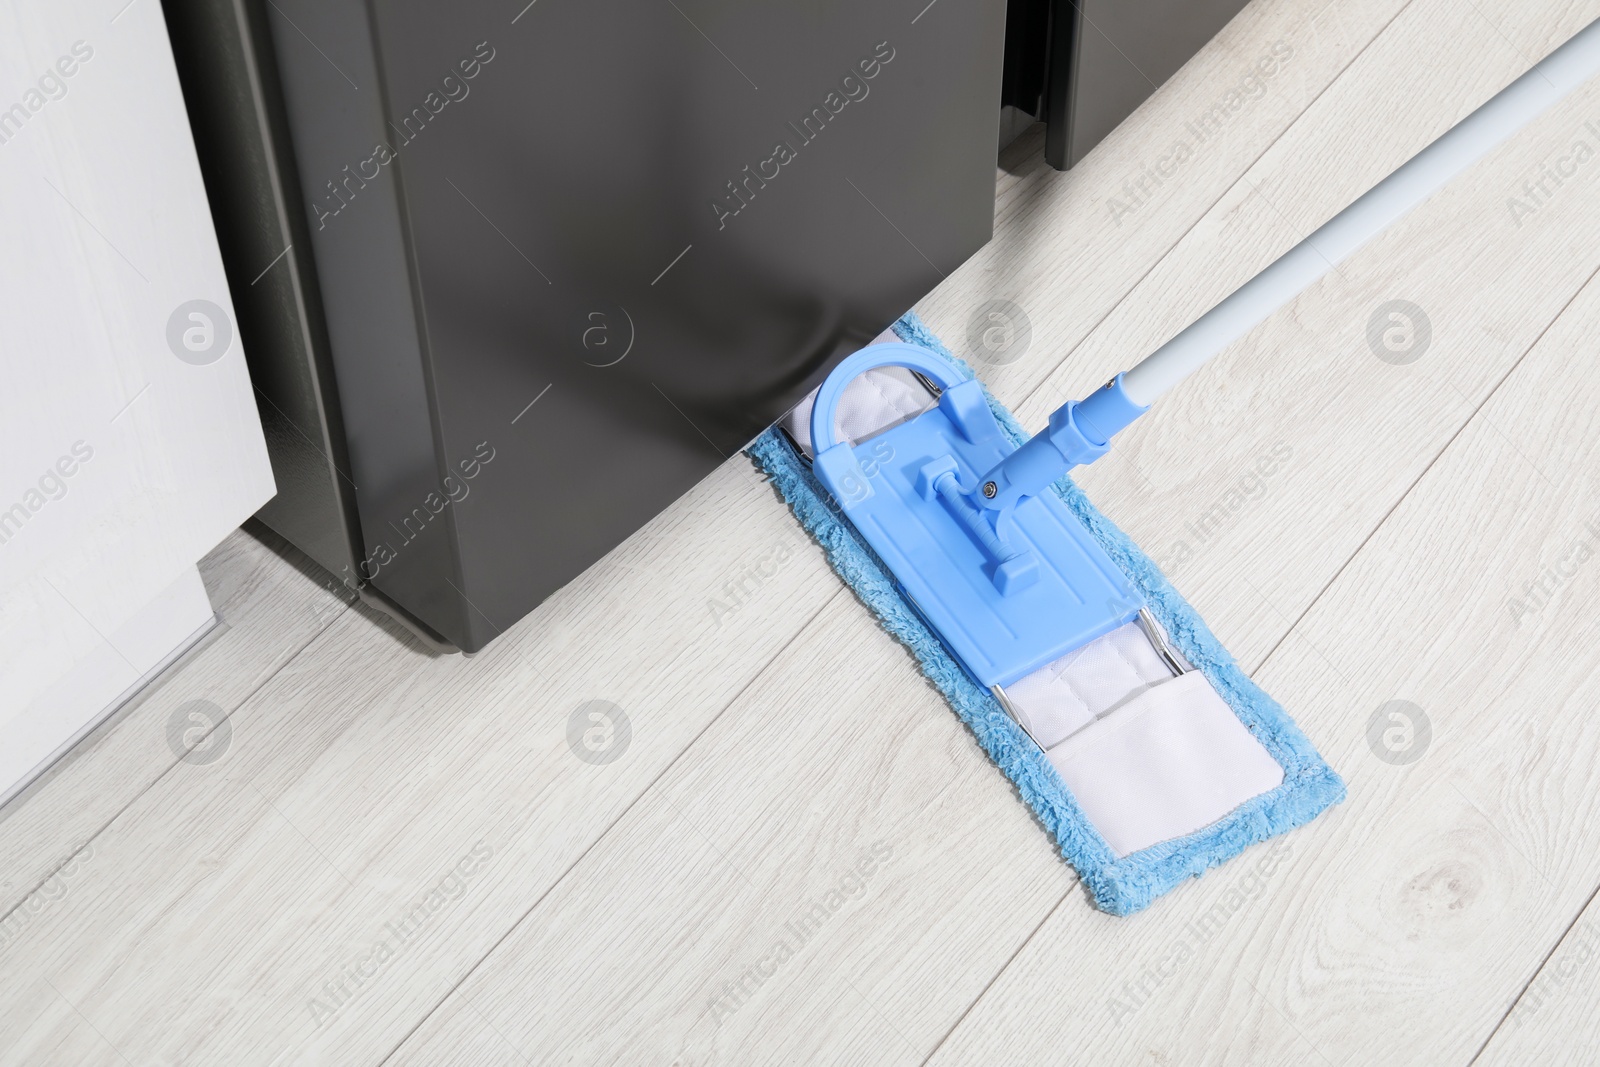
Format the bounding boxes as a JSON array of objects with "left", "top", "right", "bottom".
[{"left": 747, "top": 311, "right": 1344, "bottom": 915}]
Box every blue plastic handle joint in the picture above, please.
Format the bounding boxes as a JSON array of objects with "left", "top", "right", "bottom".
[
  {"left": 802, "top": 343, "right": 1151, "bottom": 687},
  {"left": 970, "top": 373, "right": 1147, "bottom": 513}
]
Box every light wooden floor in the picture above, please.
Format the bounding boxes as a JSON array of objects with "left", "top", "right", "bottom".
[{"left": 6, "top": 0, "right": 1600, "bottom": 1062}]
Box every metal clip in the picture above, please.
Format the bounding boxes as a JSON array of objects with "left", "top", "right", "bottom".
[
  {"left": 1135, "top": 607, "right": 1189, "bottom": 678},
  {"left": 991, "top": 683, "right": 1049, "bottom": 756}
]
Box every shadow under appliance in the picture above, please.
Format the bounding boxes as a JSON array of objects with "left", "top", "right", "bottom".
[{"left": 166, "top": 0, "right": 1007, "bottom": 651}]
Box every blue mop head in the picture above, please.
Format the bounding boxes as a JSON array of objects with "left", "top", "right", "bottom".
[{"left": 747, "top": 311, "right": 1344, "bottom": 915}]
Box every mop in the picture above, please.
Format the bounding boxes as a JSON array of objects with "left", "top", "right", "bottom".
[{"left": 751, "top": 17, "right": 1600, "bottom": 914}]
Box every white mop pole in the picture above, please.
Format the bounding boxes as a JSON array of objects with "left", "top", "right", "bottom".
[{"left": 1119, "top": 15, "right": 1600, "bottom": 408}]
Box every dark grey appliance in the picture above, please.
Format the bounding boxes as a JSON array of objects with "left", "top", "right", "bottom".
[
  {"left": 165, "top": 0, "right": 1006, "bottom": 651},
  {"left": 164, "top": 0, "right": 1241, "bottom": 652},
  {"left": 1000, "top": 0, "right": 1253, "bottom": 168}
]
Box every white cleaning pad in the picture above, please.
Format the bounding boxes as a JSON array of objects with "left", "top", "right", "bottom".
[
  {"left": 1044, "top": 670, "right": 1285, "bottom": 858},
  {"left": 1005, "top": 622, "right": 1174, "bottom": 749},
  {"left": 784, "top": 331, "right": 933, "bottom": 455},
  {"left": 784, "top": 337, "right": 1285, "bottom": 861}
]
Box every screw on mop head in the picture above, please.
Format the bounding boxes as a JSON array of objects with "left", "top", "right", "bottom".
[
  {"left": 809, "top": 14, "right": 1600, "bottom": 692},
  {"left": 809, "top": 343, "right": 1148, "bottom": 690},
  {"left": 779, "top": 16, "right": 1600, "bottom": 914}
]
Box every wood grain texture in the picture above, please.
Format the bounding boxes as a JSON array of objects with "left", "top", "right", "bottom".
[
  {"left": 927, "top": 206, "right": 1600, "bottom": 1067},
  {"left": 913, "top": 0, "right": 1411, "bottom": 409},
  {"left": 6, "top": 0, "right": 1600, "bottom": 1064},
  {"left": 0, "top": 458, "right": 842, "bottom": 1067},
  {"left": 1478, "top": 891, "right": 1600, "bottom": 1064},
  {"left": 0, "top": 527, "right": 350, "bottom": 917},
  {"left": 1028, "top": 0, "right": 1600, "bottom": 666},
  {"left": 385, "top": 595, "right": 1072, "bottom": 1065},
  {"left": 379, "top": 2, "right": 1600, "bottom": 1064}
]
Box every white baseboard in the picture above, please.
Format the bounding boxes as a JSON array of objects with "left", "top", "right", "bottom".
[{"left": 0, "top": 566, "right": 218, "bottom": 809}]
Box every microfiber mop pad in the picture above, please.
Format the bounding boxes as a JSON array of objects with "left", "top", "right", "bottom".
[
  {"left": 745, "top": 17, "right": 1600, "bottom": 910},
  {"left": 748, "top": 312, "right": 1344, "bottom": 915}
]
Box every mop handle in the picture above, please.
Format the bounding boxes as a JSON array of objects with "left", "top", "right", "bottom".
[
  {"left": 1121, "top": 14, "right": 1600, "bottom": 407},
  {"left": 971, "top": 15, "right": 1600, "bottom": 514}
]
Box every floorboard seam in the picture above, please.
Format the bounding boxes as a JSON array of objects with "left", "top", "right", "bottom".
[
  {"left": 903, "top": 7, "right": 1424, "bottom": 1055},
  {"left": 918, "top": 892, "right": 1071, "bottom": 1065},
  {"left": 0, "top": 599, "right": 353, "bottom": 931},
  {"left": 373, "top": 584, "right": 847, "bottom": 1065},
  {"left": 1469, "top": 877, "right": 1600, "bottom": 1064},
  {"left": 1252, "top": 257, "right": 1600, "bottom": 677},
  {"left": 998, "top": 0, "right": 1418, "bottom": 427}
]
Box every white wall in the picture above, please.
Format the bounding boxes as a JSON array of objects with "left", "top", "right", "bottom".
[{"left": 0, "top": 0, "right": 276, "bottom": 800}]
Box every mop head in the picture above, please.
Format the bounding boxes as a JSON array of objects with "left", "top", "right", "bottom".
[{"left": 748, "top": 312, "right": 1344, "bottom": 915}]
